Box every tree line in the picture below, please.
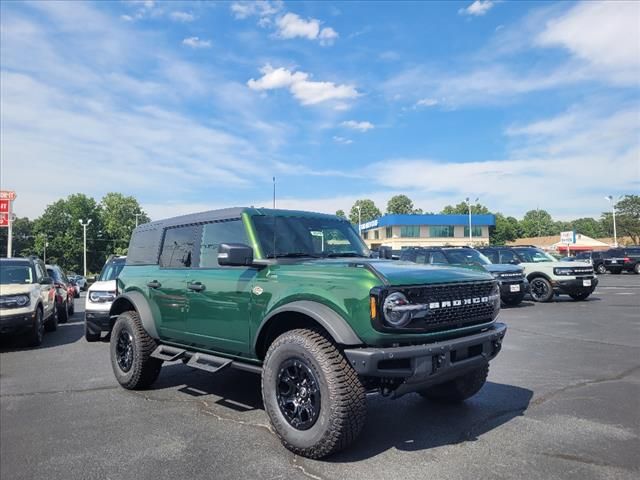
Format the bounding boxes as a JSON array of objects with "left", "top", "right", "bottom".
[
  {"left": 335, "top": 194, "right": 640, "bottom": 245},
  {"left": 0, "top": 193, "right": 149, "bottom": 274}
]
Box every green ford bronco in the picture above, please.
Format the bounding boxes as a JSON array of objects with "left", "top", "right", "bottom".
[{"left": 109, "top": 208, "right": 506, "bottom": 458}]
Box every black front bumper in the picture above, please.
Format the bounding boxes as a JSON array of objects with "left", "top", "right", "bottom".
[
  {"left": 85, "top": 311, "right": 111, "bottom": 334},
  {"left": 499, "top": 280, "right": 528, "bottom": 300},
  {"left": 554, "top": 276, "right": 598, "bottom": 295},
  {"left": 0, "top": 311, "right": 35, "bottom": 335},
  {"left": 344, "top": 323, "right": 507, "bottom": 398}
]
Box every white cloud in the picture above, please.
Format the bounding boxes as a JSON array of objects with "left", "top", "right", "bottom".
[
  {"left": 182, "top": 37, "right": 212, "bottom": 48},
  {"left": 247, "top": 65, "right": 359, "bottom": 106},
  {"left": 169, "top": 11, "right": 194, "bottom": 22},
  {"left": 275, "top": 12, "right": 339, "bottom": 45},
  {"left": 459, "top": 1, "right": 495, "bottom": 17},
  {"left": 332, "top": 136, "right": 353, "bottom": 145},
  {"left": 536, "top": 1, "right": 640, "bottom": 86},
  {"left": 230, "top": 1, "right": 283, "bottom": 21},
  {"left": 415, "top": 98, "right": 439, "bottom": 108},
  {"left": 318, "top": 27, "right": 338, "bottom": 46},
  {"left": 341, "top": 120, "right": 374, "bottom": 132}
]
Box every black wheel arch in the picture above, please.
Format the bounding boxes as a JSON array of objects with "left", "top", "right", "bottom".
[
  {"left": 254, "top": 301, "right": 363, "bottom": 360},
  {"left": 526, "top": 271, "right": 553, "bottom": 283},
  {"left": 109, "top": 291, "right": 159, "bottom": 339}
]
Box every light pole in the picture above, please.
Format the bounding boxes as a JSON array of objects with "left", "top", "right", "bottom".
[
  {"left": 79, "top": 219, "right": 92, "bottom": 277},
  {"left": 41, "top": 234, "right": 48, "bottom": 263},
  {"left": 465, "top": 197, "right": 478, "bottom": 245},
  {"left": 134, "top": 212, "right": 143, "bottom": 228},
  {"left": 356, "top": 205, "right": 362, "bottom": 237},
  {"left": 605, "top": 195, "right": 618, "bottom": 247}
]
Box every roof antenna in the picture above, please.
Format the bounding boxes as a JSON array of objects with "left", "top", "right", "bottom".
[{"left": 272, "top": 176, "right": 277, "bottom": 258}]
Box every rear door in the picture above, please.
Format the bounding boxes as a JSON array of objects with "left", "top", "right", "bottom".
[
  {"left": 150, "top": 224, "right": 199, "bottom": 343},
  {"left": 184, "top": 218, "right": 256, "bottom": 355},
  {"left": 34, "top": 261, "right": 54, "bottom": 317}
]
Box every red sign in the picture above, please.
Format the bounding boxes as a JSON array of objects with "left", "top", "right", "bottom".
[
  {"left": 0, "top": 191, "right": 16, "bottom": 201},
  {"left": 0, "top": 213, "right": 8, "bottom": 227},
  {"left": 0, "top": 199, "right": 8, "bottom": 213}
]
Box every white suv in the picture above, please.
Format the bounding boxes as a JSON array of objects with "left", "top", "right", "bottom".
[
  {"left": 85, "top": 255, "right": 126, "bottom": 341},
  {"left": 479, "top": 246, "right": 598, "bottom": 302},
  {"left": 0, "top": 257, "right": 57, "bottom": 346}
]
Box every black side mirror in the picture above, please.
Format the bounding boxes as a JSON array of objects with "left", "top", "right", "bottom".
[
  {"left": 40, "top": 276, "right": 54, "bottom": 285},
  {"left": 378, "top": 246, "right": 393, "bottom": 260},
  {"left": 218, "top": 243, "right": 254, "bottom": 266}
]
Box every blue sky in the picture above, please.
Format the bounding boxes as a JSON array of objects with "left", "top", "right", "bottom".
[{"left": 1, "top": 0, "right": 638, "bottom": 221}]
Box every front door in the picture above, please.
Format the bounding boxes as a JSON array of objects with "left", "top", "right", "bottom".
[{"left": 184, "top": 218, "right": 256, "bottom": 355}]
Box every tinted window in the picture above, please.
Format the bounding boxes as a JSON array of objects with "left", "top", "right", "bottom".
[
  {"left": 626, "top": 248, "right": 640, "bottom": 255},
  {"left": 429, "top": 252, "right": 449, "bottom": 264},
  {"left": 127, "top": 227, "right": 162, "bottom": 265},
  {"left": 199, "top": 219, "right": 248, "bottom": 268},
  {"left": 0, "top": 261, "right": 34, "bottom": 284},
  {"left": 499, "top": 250, "right": 520, "bottom": 264},
  {"left": 47, "top": 267, "right": 63, "bottom": 282},
  {"left": 481, "top": 250, "right": 499, "bottom": 263},
  {"left": 400, "top": 225, "right": 420, "bottom": 238},
  {"left": 159, "top": 225, "right": 199, "bottom": 268},
  {"left": 99, "top": 258, "right": 126, "bottom": 281},
  {"left": 430, "top": 226, "right": 454, "bottom": 237},
  {"left": 34, "top": 262, "right": 46, "bottom": 281}
]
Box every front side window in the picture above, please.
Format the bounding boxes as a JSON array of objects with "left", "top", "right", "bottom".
[
  {"left": 34, "top": 263, "right": 45, "bottom": 282},
  {"left": 429, "top": 252, "right": 449, "bottom": 264},
  {"left": 199, "top": 219, "right": 248, "bottom": 268},
  {"left": 400, "top": 225, "right": 420, "bottom": 238},
  {"left": 0, "top": 262, "right": 34, "bottom": 284},
  {"left": 482, "top": 250, "right": 499, "bottom": 263},
  {"left": 252, "top": 215, "right": 369, "bottom": 258},
  {"left": 499, "top": 249, "right": 519, "bottom": 264},
  {"left": 429, "top": 225, "right": 454, "bottom": 237},
  {"left": 514, "top": 248, "right": 556, "bottom": 263},
  {"left": 159, "top": 225, "right": 199, "bottom": 268}
]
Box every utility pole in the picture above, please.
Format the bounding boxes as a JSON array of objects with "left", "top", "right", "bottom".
[
  {"left": 605, "top": 195, "right": 618, "bottom": 247},
  {"left": 41, "top": 234, "right": 48, "bottom": 263},
  {"left": 134, "top": 212, "right": 142, "bottom": 228},
  {"left": 356, "top": 205, "right": 362, "bottom": 237},
  {"left": 79, "top": 219, "right": 92, "bottom": 277},
  {"left": 466, "top": 197, "right": 478, "bottom": 245},
  {"left": 273, "top": 177, "right": 276, "bottom": 209}
]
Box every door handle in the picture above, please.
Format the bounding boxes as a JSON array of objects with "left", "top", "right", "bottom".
[
  {"left": 188, "top": 282, "right": 206, "bottom": 292},
  {"left": 147, "top": 280, "right": 162, "bottom": 289}
]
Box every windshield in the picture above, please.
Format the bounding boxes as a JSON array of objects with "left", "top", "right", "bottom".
[
  {"left": 444, "top": 249, "right": 492, "bottom": 266},
  {"left": 99, "top": 258, "right": 126, "bottom": 281},
  {"left": 0, "top": 262, "right": 34, "bottom": 284},
  {"left": 514, "top": 248, "right": 556, "bottom": 263},
  {"left": 253, "top": 215, "right": 369, "bottom": 259}
]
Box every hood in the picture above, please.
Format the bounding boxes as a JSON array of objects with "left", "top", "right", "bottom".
[
  {"left": 298, "top": 258, "right": 494, "bottom": 286},
  {"left": 0, "top": 284, "right": 35, "bottom": 296},
  {"left": 482, "top": 264, "right": 523, "bottom": 274},
  {"left": 88, "top": 280, "right": 117, "bottom": 292}
]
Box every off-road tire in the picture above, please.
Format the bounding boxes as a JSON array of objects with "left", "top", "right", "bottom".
[
  {"left": 569, "top": 292, "right": 591, "bottom": 301},
  {"left": 26, "top": 307, "right": 44, "bottom": 347},
  {"left": 44, "top": 307, "right": 58, "bottom": 332},
  {"left": 529, "top": 277, "right": 554, "bottom": 302},
  {"left": 58, "top": 300, "right": 69, "bottom": 323},
  {"left": 419, "top": 364, "right": 489, "bottom": 403},
  {"left": 110, "top": 311, "right": 162, "bottom": 390},
  {"left": 596, "top": 264, "right": 607, "bottom": 274},
  {"left": 262, "top": 328, "right": 367, "bottom": 459}
]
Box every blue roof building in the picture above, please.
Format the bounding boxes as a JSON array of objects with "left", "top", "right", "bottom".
[{"left": 359, "top": 214, "right": 495, "bottom": 249}]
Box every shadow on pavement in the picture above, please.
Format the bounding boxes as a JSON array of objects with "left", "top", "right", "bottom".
[
  {"left": 151, "top": 363, "right": 532, "bottom": 460},
  {"left": 0, "top": 316, "right": 85, "bottom": 353}
]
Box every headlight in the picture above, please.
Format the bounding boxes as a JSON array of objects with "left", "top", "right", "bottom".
[
  {"left": 382, "top": 292, "right": 427, "bottom": 328},
  {"left": 89, "top": 291, "right": 116, "bottom": 303},
  {"left": 553, "top": 267, "right": 574, "bottom": 276},
  {"left": 16, "top": 295, "right": 30, "bottom": 306},
  {"left": 0, "top": 295, "right": 30, "bottom": 308}
]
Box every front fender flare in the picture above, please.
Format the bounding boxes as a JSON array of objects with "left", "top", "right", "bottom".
[
  {"left": 110, "top": 291, "right": 159, "bottom": 339},
  {"left": 254, "top": 300, "right": 363, "bottom": 349}
]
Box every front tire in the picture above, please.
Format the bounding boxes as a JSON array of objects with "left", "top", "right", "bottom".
[
  {"left": 68, "top": 299, "right": 75, "bottom": 316},
  {"left": 26, "top": 308, "right": 44, "bottom": 347},
  {"left": 57, "top": 300, "right": 69, "bottom": 323},
  {"left": 596, "top": 264, "right": 607, "bottom": 274},
  {"left": 44, "top": 308, "right": 58, "bottom": 332},
  {"left": 529, "top": 277, "right": 554, "bottom": 302},
  {"left": 262, "top": 329, "right": 367, "bottom": 459},
  {"left": 419, "top": 364, "right": 489, "bottom": 403},
  {"left": 110, "top": 311, "right": 162, "bottom": 389}
]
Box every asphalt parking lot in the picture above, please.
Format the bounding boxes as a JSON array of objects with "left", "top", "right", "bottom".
[{"left": 1, "top": 274, "right": 639, "bottom": 480}]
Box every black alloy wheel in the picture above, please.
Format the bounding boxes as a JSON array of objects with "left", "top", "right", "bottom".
[
  {"left": 596, "top": 264, "right": 607, "bottom": 274},
  {"left": 116, "top": 329, "right": 134, "bottom": 372},
  {"left": 276, "top": 358, "right": 322, "bottom": 431},
  {"left": 530, "top": 277, "right": 553, "bottom": 302}
]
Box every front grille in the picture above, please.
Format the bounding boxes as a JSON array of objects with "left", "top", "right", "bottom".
[
  {"left": 384, "top": 280, "right": 497, "bottom": 332},
  {"left": 572, "top": 267, "right": 594, "bottom": 275},
  {"left": 498, "top": 272, "right": 524, "bottom": 281}
]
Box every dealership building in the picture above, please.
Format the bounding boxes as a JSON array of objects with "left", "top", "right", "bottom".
[{"left": 359, "top": 213, "right": 496, "bottom": 250}]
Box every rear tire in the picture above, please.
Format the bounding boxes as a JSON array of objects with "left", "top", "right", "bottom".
[
  {"left": 110, "top": 311, "right": 162, "bottom": 389},
  {"left": 419, "top": 364, "right": 489, "bottom": 403},
  {"left": 58, "top": 301, "right": 69, "bottom": 323},
  {"left": 68, "top": 299, "right": 75, "bottom": 316},
  {"left": 529, "top": 277, "right": 554, "bottom": 302},
  {"left": 569, "top": 292, "right": 591, "bottom": 301},
  {"left": 262, "top": 328, "right": 367, "bottom": 459},
  {"left": 85, "top": 324, "right": 101, "bottom": 342},
  {"left": 596, "top": 264, "right": 607, "bottom": 274},
  {"left": 26, "top": 308, "right": 44, "bottom": 347},
  {"left": 44, "top": 308, "right": 58, "bottom": 332}
]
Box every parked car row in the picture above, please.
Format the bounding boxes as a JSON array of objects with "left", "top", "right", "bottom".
[{"left": 561, "top": 247, "right": 640, "bottom": 275}]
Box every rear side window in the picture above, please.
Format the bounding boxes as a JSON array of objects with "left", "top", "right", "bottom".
[
  {"left": 199, "top": 219, "right": 248, "bottom": 268},
  {"left": 160, "top": 225, "right": 199, "bottom": 268},
  {"left": 127, "top": 227, "right": 161, "bottom": 265},
  {"left": 499, "top": 250, "right": 519, "bottom": 264}
]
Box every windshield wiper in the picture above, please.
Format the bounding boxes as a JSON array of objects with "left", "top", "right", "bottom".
[
  {"left": 323, "top": 252, "right": 366, "bottom": 258},
  {"left": 267, "top": 252, "right": 322, "bottom": 259}
]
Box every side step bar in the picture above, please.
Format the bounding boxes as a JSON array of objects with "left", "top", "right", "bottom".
[{"left": 150, "top": 345, "right": 262, "bottom": 375}]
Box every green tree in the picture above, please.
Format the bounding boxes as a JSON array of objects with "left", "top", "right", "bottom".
[
  {"left": 349, "top": 199, "right": 381, "bottom": 225},
  {"left": 519, "top": 209, "right": 557, "bottom": 237},
  {"left": 441, "top": 202, "right": 490, "bottom": 215},
  {"left": 608, "top": 194, "right": 640, "bottom": 244},
  {"left": 568, "top": 217, "right": 606, "bottom": 239},
  {"left": 32, "top": 194, "right": 104, "bottom": 273},
  {"left": 100, "top": 193, "right": 150, "bottom": 255},
  {"left": 0, "top": 217, "right": 35, "bottom": 257},
  {"left": 386, "top": 195, "right": 414, "bottom": 214},
  {"left": 490, "top": 214, "right": 521, "bottom": 245},
  {"left": 335, "top": 209, "right": 346, "bottom": 219}
]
